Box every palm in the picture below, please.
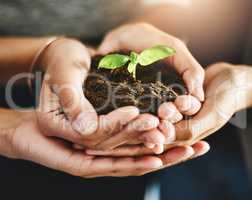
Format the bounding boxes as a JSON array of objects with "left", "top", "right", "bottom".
[
  {"left": 12, "top": 117, "right": 168, "bottom": 177},
  {"left": 174, "top": 63, "right": 242, "bottom": 143}
]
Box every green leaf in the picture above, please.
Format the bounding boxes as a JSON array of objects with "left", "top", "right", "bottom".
[
  {"left": 98, "top": 54, "right": 129, "bottom": 69},
  {"left": 138, "top": 45, "right": 176, "bottom": 66},
  {"left": 127, "top": 52, "right": 139, "bottom": 78}
]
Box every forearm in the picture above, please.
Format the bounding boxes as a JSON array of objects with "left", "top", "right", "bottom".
[{"left": 0, "top": 37, "right": 52, "bottom": 85}]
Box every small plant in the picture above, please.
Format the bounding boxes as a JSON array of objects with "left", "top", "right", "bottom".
[{"left": 98, "top": 45, "right": 176, "bottom": 78}]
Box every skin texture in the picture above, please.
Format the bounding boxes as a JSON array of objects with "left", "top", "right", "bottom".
[{"left": 87, "top": 63, "right": 252, "bottom": 157}]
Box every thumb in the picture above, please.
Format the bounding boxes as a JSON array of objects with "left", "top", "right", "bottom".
[
  {"left": 174, "top": 96, "right": 222, "bottom": 142},
  {"left": 39, "top": 61, "right": 98, "bottom": 137},
  {"left": 53, "top": 68, "right": 98, "bottom": 136}
]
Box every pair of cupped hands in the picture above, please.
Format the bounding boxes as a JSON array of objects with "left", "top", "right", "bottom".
[{"left": 11, "top": 23, "right": 243, "bottom": 178}]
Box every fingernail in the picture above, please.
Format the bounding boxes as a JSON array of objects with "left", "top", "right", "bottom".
[
  {"left": 152, "top": 159, "right": 163, "bottom": 169},
  {"left": 192, "top": 143, "right": 210, "bottom": 159},
  {"left": 153, "top": 145, "right": 164, "bottom": 155},
  {"left": 72, "top": 112, "right": 98, "bottom": 135},
  {"left": 144, "top": 143, "right": 155, "bottom": 149}
]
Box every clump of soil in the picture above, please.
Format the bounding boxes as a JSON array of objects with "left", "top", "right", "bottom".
[{"left": 84, "top": 55, "right": 187, "bottom": 115}]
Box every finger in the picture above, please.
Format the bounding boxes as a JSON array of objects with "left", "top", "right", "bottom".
[
  {"left": 158, "top": 120, "right": 176, "bottom": 144},
  {"left": 182, "top": 68, "right": 205, "bottom": 102},
  {"left": 16, "top": 120, "right": 109, "bottom": 177},
  {"left": 191, "top": 141, "right": 210, "bottom": 159},
  {"left": 174, "top": 94, "right": 222, "bottom": 141},
  {"left": 174, "top": 95, "right": 201, "bottom": 116},
  {"left": 37, "top": 82, "right": 97, "bottom": 144},
  {"left": 54, "top": 72, "right": 98, "bottom": 135},
  {"left": 38, "top": 79, "right": 61, "bottom": 113},
  {"left": 83, "top": 156, "right": 163, "bottom": 178},
  {"left": 152, "top": 145, "right": 164, "bottom": 155},
  {"left": 86, "top": 142, "right": 179, "bottom": 157},
  {"left": 86, "top": 145, "right": 151, "bottom": 157},
  {"left": 90, "top": 106, "right": 140, "bottom": 142},
  {"left": 37, "top": 83, "right": 82, "bottom": 142},
  {"left": 94, "top": 114, "right": 160, "bottom": 150},
  {"left": 140, "top": 129, "right": 165, "bottom": 154},
  {"left": 28, "top": 128, "right": 163, "bottom": 178},
  {"left": 137, "top": 145, "right": 196, "bottom": 175},
  {"left": 98, "top": 34, "right": 121, "bottom": 55},
  {"left": 167, "top": 40, "right": 205, "bottom": 101},
  {"left": 158, "top": 102, "right": 183, "bottom": 123},
  {"left": 45, "top": 42, "right": 98, "bottom": 135},
  {"left": 37, "top": 109, "right": 83, "bottom": 143},
  {"left": 140, "top": 129, "right": 165, "bottom": 145},
  {"left": 159, "top": 146, "right": 194, "bottom": 167}
]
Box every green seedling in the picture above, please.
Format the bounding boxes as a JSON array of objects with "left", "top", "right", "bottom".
[{"left": 98, "top": 45, "right": 176, "bottom": 79}]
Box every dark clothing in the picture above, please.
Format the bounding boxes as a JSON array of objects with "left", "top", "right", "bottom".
[{"left": 0, "top": 0, "right": 141, "bottom": 41}]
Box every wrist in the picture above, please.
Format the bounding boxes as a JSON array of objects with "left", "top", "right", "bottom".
[
  {"left": 38, "top": 38, "right": 91, "bottom": 72},
  {"left": 0, "top": 109, "right": 34, "bottom": 159}
]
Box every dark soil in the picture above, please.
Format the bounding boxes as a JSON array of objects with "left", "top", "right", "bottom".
[{"left": 84, "top": 55, "right": 187, "bottom": 115}]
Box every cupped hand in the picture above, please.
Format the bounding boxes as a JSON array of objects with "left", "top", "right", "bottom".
[
  {"left": 3, "top": 110, "right": 209, "bottom": 177},
  {"left": 174, "top": 62, "right": 252, "bottom": 142},
  {"left": 37, "top": 38, "right": 98, "bottom": 137},
  {"left": 98, "top": 22, "right": 205, "bottom": 101},
  {"left": 36, "top": 38, "right": 167, "bottom": 151},
  {"left": 93, "top": 23, "right": 204, "bottom": 152},
  {"left": 88, "top": 62, "right": 250, "bottom": 157}
]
